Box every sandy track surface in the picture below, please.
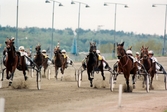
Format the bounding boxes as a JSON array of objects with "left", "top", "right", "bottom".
[{"left": 0, "top": 57, "right": 167, "bottom": 112}]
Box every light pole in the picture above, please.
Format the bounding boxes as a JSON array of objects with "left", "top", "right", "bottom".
[
  {"left": 45, "top": 0, "right": 63, "bottom": 58},
  {"left": 16, "top": 0, "right": 19, "bottom": 49},
  {"left": 71, "top": 1, "right": 89, "bottom": 54},
  {"left": 152, "top": 4, "right": 167, "bottom": 56},
  {"left": 104, "top": 2, "right": 128, "bottom": 58}
]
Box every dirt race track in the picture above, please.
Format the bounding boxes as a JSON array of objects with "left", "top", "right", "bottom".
[{"left": 0, "top": 57, "right": 167, "bottom": 112}]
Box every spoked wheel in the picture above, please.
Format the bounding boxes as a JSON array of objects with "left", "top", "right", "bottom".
[
  {"left": 77, "top": 71, "right": 82, "bottom": 87},
  {"left": 164, "top": 75, "right": 167, "bottom": 90},
  {"left": 109, "top": 74, "right": 114, "bottom": 91},
  {"left": 146, "top": 74, "right": 150, "bottom": 93},
  {"left": 37, "top": 71, "right": 41, "bottom": 90}
]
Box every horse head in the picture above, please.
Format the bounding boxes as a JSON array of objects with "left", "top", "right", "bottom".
[
  {"left": 140, "top": 46, "right": 149, "bottom": 60},
  {"left": 5, "top": 38, "right": 15, "bottom": 52},
  {"left": 117, "top": 42, "right": 126, "bottom": 59},
  {"left": 89, "top": 42, "right": 97, "bottom": 53},
  {"left": 35, "top": 44, "right": 41, "bottom": 54},
  {"left": 54, "top": 46, "right": 61, "bottom": 54}
]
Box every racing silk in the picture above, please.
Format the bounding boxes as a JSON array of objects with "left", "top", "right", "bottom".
[
  {"left": 42, "top": 53, "right": 48, "bottom": 58},
  {"left": 128, "top": 55, "right": 136, "bottom": 63},
  {"left": 98, "top": 54, "right": 103, "bottom": 60},
  {"left": 62, "top": 54, "right": 67, "bottom": 59},
  {"left": 19, "top": 51, "right": 30, "bottom": 65},
  {"left": 151, "top": 56, "right": 158, "bottom": 63},
  {"left": 150, "top": 56, "right": 160, "bottom": 70}
]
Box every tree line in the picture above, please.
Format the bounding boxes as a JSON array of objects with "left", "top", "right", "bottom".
[{"left": 0, "top": 25, "right": 164, "bottom": 57}]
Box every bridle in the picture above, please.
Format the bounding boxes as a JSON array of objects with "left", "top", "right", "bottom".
[
  {"left": 117, "top": 45, "right": 131, "bottom": 68},
  {"left": 117, "top": 46, "right": 126, "bottom": 59},
  {"left": 140, "top": 48, "right": 149, "bottom": 60}
]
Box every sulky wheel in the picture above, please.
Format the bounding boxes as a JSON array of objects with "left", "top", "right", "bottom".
[
  {"left": 109, "top": 74, "right": 114, "bottom": 91},
  {"left": 146, "top": 74, "right": 150, "bottom": 93},
  {"left": 77, "top": 72, "right": 82, "bottom": 87},
  {"left": 37, "top": 71, "right": 41, "bottom": 90}
]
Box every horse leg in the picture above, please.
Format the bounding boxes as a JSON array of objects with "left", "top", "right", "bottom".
[
  {"left": 61, "top": 68, "right": 64, "bottom": 81},
  {"left": 87, "top": 70, "right": 93, "bottom": 87},
  {"left": 142, "top": 75, "right": 146, "bottom": 88},
  {"left": 43, "top": 68, "right": 46, "bottom": 78},
  {"left": 124, "top": 73, "right": 130, "bottom": 92},
  {"left": 132, "top": 74, "right": 136, "bottom": 89},
  {"left": 101, "top": 70, "right": 105, "bottom": 80},
  {"left": 23, "top": 70, "right": 28, "bottom": 81},
  {"left": 60, "top": 66, "right": 65, "bottom": 81},
  {"left": 9, "top": 72, "right": 14, "bottom": 86},
  {"left": 6, "top": 69, "right": 10, "bottom": 80},
  {"left": 150, "top": 73, "right": 154, "bottom": 90},
  {"left": 1, "top": 68, "right": 6, "bottom": 81},
  {"left": 55, "top": 67, "right": 58, "bottom": 80},
  {"left": 126, "top": 78, "right": 130, "bottom": 92},
  {"left": 90, "top": 72, "right": 93, "bottom": 87}
]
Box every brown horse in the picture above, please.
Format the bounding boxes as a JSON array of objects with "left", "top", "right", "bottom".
[
  {"left": 2, "top": 38, "right": 28, "bottom": 86},
  {"left": 117, "top": 42, "right": 138, "bottom": 92},
  {"left": 140, "top": 46, "right": 156, "bottom": 89},
  {"left": 33, "top": 44, "right": 48, "bottom": 77},
  {"left": 86, "top": 42, "right": 105, "bottom": 87},
  {"left": 53, "top": 47, "right": 67, "bottom": 80}
]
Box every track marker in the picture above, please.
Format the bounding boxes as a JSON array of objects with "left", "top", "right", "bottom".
[
  {"left": 0, "top": 98, "right": 5, "bottom": 112},
  {"left": 118, "top": 84, "right": 122, "bottom": 107}
]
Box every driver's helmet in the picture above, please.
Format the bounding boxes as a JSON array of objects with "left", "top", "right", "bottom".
[
  {"left": 19, "top": 46, "right": 25, "bottom": 51},
  {"left": 126, "top": 50, "right": 132, "bottom": 55},
  {"left": 61, "top": 49, "right": 66, "bottom": 53},
  {"left": 96, "top": 50, "right": 100, "bottom": 54},
  {"left": 148, "top": 50, "right": 154, "bottom": 55},
  {"left": 42, "top": 49, "right": 46, "bottom": 53},
  {"left": 136, "top": 52, "right": 139, "bottom": 55}
]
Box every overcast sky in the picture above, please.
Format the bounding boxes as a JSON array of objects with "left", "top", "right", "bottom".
[{"left": 0, "top": 0, "right": 166, "bottom": 35}]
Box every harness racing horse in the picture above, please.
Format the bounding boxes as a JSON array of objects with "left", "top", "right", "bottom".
[
  {"left": 53, "top": 47, "right": 67, "bottom": 80},
  {"left": 140, "top": 46, "right": 156, "bottom": 90},
  {"left": 2, "top": 38, "right": 28, "bottom": 86},
  {"left": 117, "top": 42, "right": 138, "bottom": 92},
  {"left": 86, "top": 42, "right": 105, "bottom": 87},
  {"left": 33, "top": 44, "right": 48, "bottom": 77}
]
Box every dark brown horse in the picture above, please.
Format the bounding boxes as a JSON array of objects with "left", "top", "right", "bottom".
[
  {"left": 2, "top": 38, "right": 28, "bottom": 86},
  {"left": 140, "top": 46, "right": 156, "bottom": 89},
  {"left": 53, "top": 47, "right": 67, "bottom": 80},
  {"left": 86, "top": 42, "right": 105, "bottom": 87},
  {"left": 33, "top": 44, "right": 48, "bottom": 77},
  {"left": 117, "top": 42, "right": 138, "bottom": 92}
]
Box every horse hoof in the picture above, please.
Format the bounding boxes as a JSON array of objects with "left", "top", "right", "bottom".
[
  {"left": 25, "top": 76, "right": 28, "bottom": 81},
  {"left": 103, "top": 77, "right": 105, "bottom": 80},
  {"left": 150, "top": 86, "right": 154, "bottom": 90},
  {"left": 90, "top": 84, "right": 93, "bottom": 87},
  {"left": 6, "top": 76, "right": 10, "bottom": 80},
  {"left": 8, "top": 82, "right": 12, "bottom": 86},
  {"left": 133, "top": 85, "right": 135, "bottom": 89}
]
